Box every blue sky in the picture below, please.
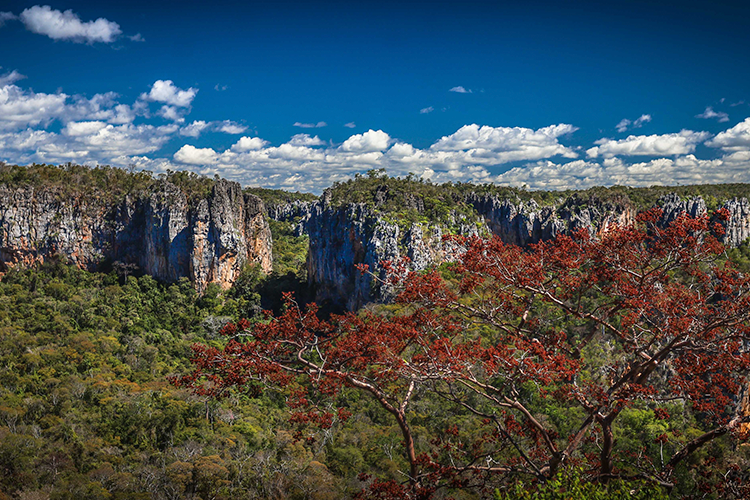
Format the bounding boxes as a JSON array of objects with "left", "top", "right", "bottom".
[{"left": 1, "top": 0, "right": 749, "bottom": 193}]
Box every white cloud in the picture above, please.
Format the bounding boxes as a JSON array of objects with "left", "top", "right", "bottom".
[
  {"left": 63, "top": 120, "right": 108, "bottom": 137},
  {"left": 61, "top": 122, "right": 176, "bottom": 156},
  {"left": 586, "top": 130, "right": 710, "bottom": 158},
  {"left": 616, "top": 114, "right": 651, "bottom": 133},
  {"left": 62, "top": 92, "right": 139, "bottom": 124},
  {"left": 180, "top": 120, "right": 211, "bottom": 138},
  {"left": 449, "top": 86, "right": 472, "bottom": 94},
  {"left": 0, "top": 84, "right": 68, "bottom": 131},
  {"left": 293, "top": 121, "right": 327, "bottom": 128},
  {"left": 0, "top": 12, "right": 16, "bottom": 27},
  {"left": 695, "top": 106, "right": 729, "bottom": 122},
  {"left": 705, "top": 117, "right": 750, "bottom": 152},
  {"left": 217, "top": 121, "right": 247, "bottom": 134},
  {"left": 492, "top": 153, "right": 750, "bottom": 191},
  {"left": 420, "top": 106, "right": 434, "bottom": 114},
  {"left": 109, "top": 104, "right": 136, "bottom": 124},
  {"left": 174, "top": 145, "right": 219, "bottom": 165},
  {"left": 231, "top": 136, "right": 268, "bottom": 152},
  {"left": 157, "top": 105, "right": 185, "bottom": 123},
  {"left": 340, "top": 129, "right": 391, "bottom": 153},
  {"left": 0, "top": 70, "right": 25, "bottom": 87},
  {"left": 634, "top": 115, "right": 651, "bottom": 126},
  {"left": 19, "top": 5, "right": 121, "bottom": 43},
  {"left": 214, "top": 84, "right": 228, "bottom": 91},
  {"left": 430, "top": 123, "right": 578, "bottom": 160},
  {"left": 0, "top": 79, "right": 148, "bottom": 131},
  {"left": 288, "top": 134, "right": 325, "bottom": 147},
  {"left": 142, "top": 80, "right": 197, "bottom": 108},
  {"left": 3, "top": 72, "right": 748, "bottom": 195},
  {"left": 129, "top": 33, "right": 144, "bottom": 42},
  {"left": 179, "top": 120, "right": 247, "bottom": 137},
  {"left": 344, "top": 122, "right": 356, "bottom": 128}
]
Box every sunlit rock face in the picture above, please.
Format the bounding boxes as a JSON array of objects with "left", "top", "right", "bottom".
[
  {"left": 721, "top": 198, "right": 750, "bottom": 248},
  {"left": 466, "top": 193, "right": 637, "bottom": 246},
  {"left": 270, "top": 192, "right": 750, "bottom": 310},
  {"left": 0, "top": 179, "right": 272, "bottom": 293},
  {"left": 271, "top": 199, "right": 476, "bottom": 311}
]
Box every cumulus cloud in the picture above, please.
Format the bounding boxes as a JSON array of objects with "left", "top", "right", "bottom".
[
  {"left": 142, "top": 80, "right": 197, "bottom": 108},
  {"left": 705, "top": 117, "right": 750, "bottom": 152},
  {"left": 61, "top": 121, "right": 176, "bottom": 155},
  {"left": 340, "top": 129, "right": 391, "bottom": 153},
  {"left": 129, "top": 33, "right": 144, "bottom": 42},
  {"left": 231, "top": 136, "right": 269, "bottom": 152},
  {"left": 586, "top": 130, "right": 710, "bottom": 158},
  {"left": 178, "top": 120, "right": 247, "bottom": 137},
  {"left": 294, "top": 121, "right": 327, "bottom": 128},
  {"left": 0, "top": 84, "right": 68, "bottom": 131},
  {"left": 288, "top": 134, "right": 325, "bottom": 147},
  {"left": 695, "top": 106, "right": 729, "bottom": 122},
  {"left": 616, "top": 114, "right": 651, "bottom": 133},
  {"left": 180, "top": 120, "right": 211, "bottom": 138},
  {"left": 344, "top": 122, "right": 356, "bottom": 128},
  {"left": 174, "top": 145, "right": 219, "bottom": 165},
  {"left": 217, "top": 121, "right": 247, "bottom": 134},
  {"left": 63, "top": 93, "right": 140, "bottom": 125},
  {"left": 157, "top": 105, "right": 185, "bottom": 123},
  {"left": 19, "top": 5, "right": 121, "bottom": 43},
  {"left": 0, "top": 12, "right": 16, "bottom": 27},
  {"left": 420, "top": 106, "right": 434, "bottom": 114},
  {"left": 449, "top": 86, "right": 472, "bottom": 94},
  {"left": 3, "top": 72, "right": 749, "bottom": 195},
  {"left": 0, "top": 79, "right": 151, "bottom": 131},
  {"left": 430, "top": 123, "right": 578, "bottom": 159},
  {"left": 492, "top": 153, "right": 750, "bottom": 191}
]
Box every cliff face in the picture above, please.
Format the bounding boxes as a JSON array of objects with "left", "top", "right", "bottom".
[
  {"left": 0, "top": 179, "right": 272, "bottom": 292},
  {"left": 302, "top": 202, "right": 476, "bottom": 311},
  {"left": 270, "top": 192, "right": 750, "bottom": 309},
  {"left": 466, "top": 194, "right": 637, "bottom": 246}
]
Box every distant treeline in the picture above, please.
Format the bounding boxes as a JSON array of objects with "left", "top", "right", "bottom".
[{"left": 3, "top": 163, "right": 750, "bottom": 213}]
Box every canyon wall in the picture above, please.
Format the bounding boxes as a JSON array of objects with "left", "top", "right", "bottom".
[
  {"left": 270, "top": 192, "right": 750, "bottom": 309},
  {"left": 0, "top": 179, "right": 272, "bottom": 293}
]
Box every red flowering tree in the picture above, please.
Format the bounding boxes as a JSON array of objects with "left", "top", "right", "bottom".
[{"left": 176, "top": 208, "right": 750, "bottom": 498}]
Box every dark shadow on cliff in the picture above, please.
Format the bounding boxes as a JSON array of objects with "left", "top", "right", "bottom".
[{"left": 227, "top": 265, "right": 346, "bottom": 320}]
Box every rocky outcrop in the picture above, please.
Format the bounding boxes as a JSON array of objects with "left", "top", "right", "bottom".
[
  {"left": 267, "top": 200, "right": 314, "bottom": 236},
  {"left": 284, "top": 192, "right": 750, "bottom": 309},
  {"left": 0, "top": 179, "right": 272, "bottom": 293},
  {"left": 304, "top": 202, "right": 477, "bottom": 311},
  {"left": 721, "top": 198, "right": 750, "bottom": 248},
  {"left": 467, "top": 193, "right": 638, "bottom": 246}
]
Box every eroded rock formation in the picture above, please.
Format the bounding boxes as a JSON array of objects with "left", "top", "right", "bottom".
[
  {"left": 270, "top": 192, "right": 750, "bottom": 309},
  {"left": 0, "top": 179, "right": 272, "bottom": 293}
]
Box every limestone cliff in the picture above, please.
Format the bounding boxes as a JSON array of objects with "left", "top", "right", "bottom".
[
  {"left": 297, "top": 201, "right": 476, "bottom": 311},
  {"left": 270, "top": 191, "right": 750, "bottom": 309},
  {"left": 269, "top": 194, "right": 636, "bottom": 309},
  {"left": 0, "top": 179, "right": 272, "bottom": 293}
]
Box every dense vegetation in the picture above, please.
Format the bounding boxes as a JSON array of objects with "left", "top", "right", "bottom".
[
  {"left": 0, "top": 260, "right": 386, "bottom": 499},
  {"left": 180, "top": 210, "right": 750, "bottom": 499},
  {"left": 243, "top": 187, "right": 317, "bottom": 209},
  {"left": 3, "top": 254, "right": 746, "bottom": 499},
  {"left": 0, "top": 163, "right": 216, "bottom": 203},
  {"left": 323, "top": 170, "right": 750, "bottom": 236},
  {"left": 3, "top": 164, "right": 750, "bottom": 498},
  {"left": 328, "top": 170, "right": 750, "bottom": 210}
]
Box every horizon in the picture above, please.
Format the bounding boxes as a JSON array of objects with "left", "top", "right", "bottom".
[{"left": 1, "top": 0, "right": 749, "bottom": 194}]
